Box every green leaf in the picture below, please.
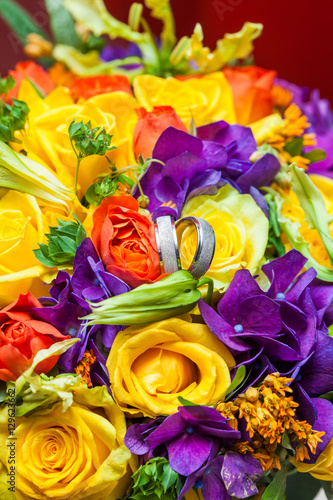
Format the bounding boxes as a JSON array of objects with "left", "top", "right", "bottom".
[
  {"left": 33, "top": 217, "right": 87, "bottom": 268},
  {"left": 291, "top": 164, "right": 333, "bottom": 266},
  {"left": 329, "top": 324, "right": 333, "bottom": 337},
  {"left": 286, "top": 471, "right": 322, "bottom": 500},
  {"left": 281, "top": 432, "right": 294, "bottom": 454},
  {"left": 130, "top": 457, "right": 180, "bottom": 500},
  {"left": 0, "top": 0, "right": 48, "bottom": 44},
  {"left": 303, "top": 148, "right": 327, "bottom": 164},
  {"left": 63, "top": 0, "right": 148, "bottom": 43},
  {"left": 221, "top": 365, "right": 246, "bottom": 401},
  {"left": 84, "top": 270, "right": 202, "bottom": 326},
  {"left": 44, "top": 0, "right": 81, "bottom": 48},
  {"left": 321, "top": 480, "right": 333, "bottom": 500},
  {"left": 284, "top": 137, "right": 304, "bottom": 157},
  {"left": 262, "top": 460, "right": 288, "bottom": 500},
  {"left": 320, "top": 391, "right": 333, "bottom": 403},
  {"left": 178, "top": 396, "right": 198, "bottom": 407},
  {"left": 0, "top": 74, "right": 15, "bottom": 96}
]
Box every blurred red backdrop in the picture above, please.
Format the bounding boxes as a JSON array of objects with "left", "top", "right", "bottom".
[{"left": 0, "top": 0, "right": 332, "bottom": 102}]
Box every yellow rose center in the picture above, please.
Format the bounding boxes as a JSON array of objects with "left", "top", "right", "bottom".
[{"left": 131, "top": 348, "right": 198, "bottom": 395}]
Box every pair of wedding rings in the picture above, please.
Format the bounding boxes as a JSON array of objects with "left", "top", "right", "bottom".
[{"left": 154, "top": 216, "right": 216, "bottom": 280}]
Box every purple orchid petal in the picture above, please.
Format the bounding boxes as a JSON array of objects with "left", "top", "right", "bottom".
[
  {"left": 238, "top": 295, "right": 282, "bottom": 334},
  {"left": 292, "top": 382, "right": 318, "bottom": 424},
  {"left": 263, "top": 250, "right": 308, "bottom": 298},
  {"left": 167, "top": 432, "right": 212, "bottom": 476},
  {"left": 249, "top": 186, "right": 269, "bottom": 218},
  {"left": 152, "top": 127, "right": 203, "bottom": 162},
  {"left": 199, "top": 299, "right": 250, "bottom": 353},
  {"left": 217, "top": 270, "right": 264, "bottom": 324},
  {"left": 237, "top": 154, "right": 280, "bottom": 192},
  {"left": 299, "top": 331, "right": 333, "bottom": 396},
  {"left": 201, "top": 141, "right": 228, "bottom": 170},
  {"left": 145, "top": 412, "right": 187, "bottom": 449},
  {"left": 306, "top": 398, "right": 333, "bottom": 462},
  {"left": 222, "top": 452, "right": 262, "bottom": 498}
]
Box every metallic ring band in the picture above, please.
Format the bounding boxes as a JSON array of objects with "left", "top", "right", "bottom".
[
  {"left": 154, "top": 216, "right": 181, "bottom": 274},
  {"left": 154, "top": 215, "right": 216, "bottom": 279},
  {"left": 176, "top": 217, "right": 216, "bottom": 280}
]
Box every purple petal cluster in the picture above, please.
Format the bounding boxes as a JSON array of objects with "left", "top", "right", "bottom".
[
  {"left": 31, "top": 238, "right": 129, "bottom": 388},
  {"left": 304, "top": 90, "right": 333, "bottom": 174},
  {"left": 125, "top": 405, "right": 263, "bottom": 499},
  {"left": 125, "top": 406, "right": 240, "bottom": 476},
  {"left": 200, "top": 250, "right": 333, "bottom": 423},
  {"left": 139, "top": 122, "right": 280, "bottom": 219}
]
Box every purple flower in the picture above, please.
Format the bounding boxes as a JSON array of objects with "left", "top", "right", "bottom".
[
  {"left": 304, "top": 90, "right": 333, "bottom": 174},
  {"left": 200, "top": 250, "right": 333, "bottom": 422},
  {"left": 139, "top": 122, "right": 280, "bottom": 219},
  {"left": 31, "top": 238, "right": 129, "bottom": 388},
  {"left": 125, "top": 405, "right": 240, "bottom": 476},
  {"left": 100, "top": 38, "right": 142, "bottom": 70},
  {"left": 177, "top": 451, "right": 262, "bottom": 500}
]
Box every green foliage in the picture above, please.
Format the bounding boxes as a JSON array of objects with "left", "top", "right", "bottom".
[
  {"left": 44, "top": 0, "right": 81, "bottom": 48},
  {"left": 303, "top": 148, "right": 327, "bottom": 164},
  {"left": 0, "top": 0, "right": 48, "bottom": 44},
  {"left": 85, "top": 163, "right": 134, "bottom": 206},
  {"left": 284, "top": 137, "right": 304, "bottom": 157},
  {"left": 0, "top": 76, "right": 30, "bottom": 143},
  {"left": 130, "top": 458, "right": 181, "bottom": 500},
  {"left": 84, "top": 270, "right": 203, "bottom": 326},
  {"left": 0, "top": 74, "right": 15, "bottom": 96},
  {"left": 291, "top": 164, "right": 333, "bottom": 265},
  {"left": 69, "top": 119, "right": 115, "bottom": 159},
  {"left": 265, "top": 193, "right": 286, "bottom": 258},
  {"left": 34, "top": 215, "right": 87, "bottom": 268},
  {"left": 286, "top": 471, "right": 322, "bottom": 500},
  {"left": 262, "top": 459, "right": 288, "bottom": 500}
]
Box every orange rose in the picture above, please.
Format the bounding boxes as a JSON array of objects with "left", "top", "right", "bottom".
[
  {"left": 6, "top": 60, "right": 55, "bottom": 102},
  {"left": 133, "top": 105, "right": 187, "bottom": 159},
  {"left": 92, "top": 195, "right": 163, "bottom": 288},
  {"left": 223, "top": 66, "right": 277, "bottom": 125},
  {"left": 0, "top": 292, "right": 70, "bottom": 381},
  {"left": 70, "top": 74, "right": 133, "bottom": 100}
]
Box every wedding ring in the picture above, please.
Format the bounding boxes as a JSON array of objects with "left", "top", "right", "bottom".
[
  {"left": 154, "top": 216, "right": 181, "bottom": 274},
  {"left": 176, "top": 217, "right": 216, "bottom": 280},
  {"left": 154, "top": 215, "right": 216, "bottom": 279}
]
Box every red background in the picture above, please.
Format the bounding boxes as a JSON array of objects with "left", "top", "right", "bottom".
[{"left": 0, "top": 0, "right": 332, "bottom": 102}]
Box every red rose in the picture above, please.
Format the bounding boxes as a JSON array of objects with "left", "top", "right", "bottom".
[
  {"left": 70, "top": 75, "right": 133, "bottom": 101},
  {"left": 223, "top": 66, "right": 277, "bottom": 125},
  {"left": 92, "top": 195, "right": 164, "bottom": 288},
  {"left": 0, "top": 292, "right": 70, "bottom": 381},
  {"left": 6, "top": 61, "right": 55, "bottom": 102},
  {"left": 133, "top": 106, "right": 187, "bottom": 159}
]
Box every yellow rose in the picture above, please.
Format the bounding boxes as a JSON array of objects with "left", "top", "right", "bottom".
[
  {"left": 133, "top": 72, "right": 236, "bottom": 127},
  {"left": 180, "top": 185, "right": 269, "bottom": 290},
  {"left": 16, "top": 79, "right": 138, "bottom": 197},
  {"left": 275, "top": 176, "right": 333, "bottom": 269},
  {"left": 0, "top": 190, "right": 46, "bottom": 306},
  {"left": 0, "top": 386, "right": 135, "bottom": 500},
  {"left": 107, "top": 318, "right": 235, "bottom": 417},
  {"left": 292, "top": 438, "right": 333, "bottom": 481}
]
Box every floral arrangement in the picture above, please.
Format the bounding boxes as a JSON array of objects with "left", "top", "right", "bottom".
[{"left": 0, "top": 1, "right": 333, "bottom": 499}]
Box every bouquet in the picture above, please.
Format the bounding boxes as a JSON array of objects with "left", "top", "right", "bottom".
[{"left": 0, "top": 1, "right": 333, "bottom": 499}]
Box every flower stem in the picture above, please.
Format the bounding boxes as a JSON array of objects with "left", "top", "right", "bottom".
[{"left": 74, "top": 156, "right": 81, "bottom": 197}]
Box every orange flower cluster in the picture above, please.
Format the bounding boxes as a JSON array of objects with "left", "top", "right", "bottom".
[
  {"left": 259, "top": 104, "right": 316, "bottom": 170},
  {"left": 74, "top": 349, "right": 96, "bottom": 387},
  {"left": 217, "top": 373, "right": 325, "bottom": 471}
]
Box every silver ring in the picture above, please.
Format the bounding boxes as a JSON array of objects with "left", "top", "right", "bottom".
[
  {"left": 176, "top": 217, "right": 216, "bottom": 280},
  {"left": 154, "top": 216, "right": 181, "bottom": 274}
]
